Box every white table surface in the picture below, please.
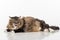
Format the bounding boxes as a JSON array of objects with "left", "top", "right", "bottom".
[{"left": 0, "top": 29, "right": 60, "bottom": 40}]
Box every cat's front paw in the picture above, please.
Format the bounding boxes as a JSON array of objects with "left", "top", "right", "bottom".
[{"left": 6, "top": 29, "right": 11, "bottom": 32}]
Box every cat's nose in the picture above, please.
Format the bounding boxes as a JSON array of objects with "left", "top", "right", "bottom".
[{"left": 15, "top": 24, "right": 18, "bottom": 26}]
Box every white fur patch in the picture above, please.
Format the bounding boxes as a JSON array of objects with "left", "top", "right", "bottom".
[
  {"left": 39, "top": 27, "right": 41, "bottom": 30},
  {"left": 49, "top": 28, "right": 54, "bottom": 32},
  {"left": 44, "top": 29, "right": 49, "bottom": 32}
]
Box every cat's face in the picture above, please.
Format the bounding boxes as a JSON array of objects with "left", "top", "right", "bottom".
[{"left": 9, "top": 16, "right": 22, "bottom": 30}]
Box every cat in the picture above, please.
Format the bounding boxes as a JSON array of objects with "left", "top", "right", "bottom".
[{"left": 6, "top": 16, "right": 60, "bottom": 33}]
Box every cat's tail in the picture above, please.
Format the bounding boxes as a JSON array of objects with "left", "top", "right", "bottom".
[{"left": 49, "top": 26, "right": 60, "bottom": 30}]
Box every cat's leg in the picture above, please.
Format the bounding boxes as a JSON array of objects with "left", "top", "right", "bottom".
[{"left": 14, "top": 28, "right": 24, "bottom": 33}]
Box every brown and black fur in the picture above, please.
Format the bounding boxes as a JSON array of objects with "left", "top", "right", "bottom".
[
  {"left": 7, "top": 16, "right": 41, "bottom": 32},
  {"left": 36, "top": 18, "right": 59, "bottom": 32},
  {"left": 49, "top": 26, "right": 59, "bottom": 30},
  {"left": 7, "top": 16, "right": 24, "bottom": 32},
  {"left": 14, "top": 18, "right": 25, "bottom": 33},
  {"left": 22, "top": 17, "right": 41, "bottom": 32},
  {"left": 6, "top": 16, "right": 60, "bottom": 33}
]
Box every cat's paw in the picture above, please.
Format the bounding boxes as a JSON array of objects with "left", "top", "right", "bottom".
[{"left": 6, "top": 29, "right": 11, "bottom": 32}]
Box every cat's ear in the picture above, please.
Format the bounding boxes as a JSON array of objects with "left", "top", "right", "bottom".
[
  {"left": 19, "top": 16, "right": 21, "bottom": 18},
  {"left": 9, "top": 16, "right": 12, "bottom": 18},
  {"left": 19, "top": 16, "right": 21, "bottom": 19}
]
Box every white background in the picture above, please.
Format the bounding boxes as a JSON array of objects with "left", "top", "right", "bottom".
[{"left": 0, "top": 0, "right": 60, "bottom": 40}]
